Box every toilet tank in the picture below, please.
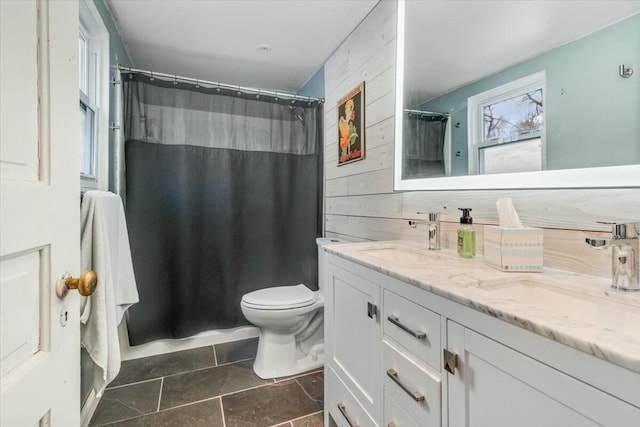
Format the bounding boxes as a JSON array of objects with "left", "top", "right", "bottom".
[{"left": 316, "top": 237, "right": 348, "bottom": 292}]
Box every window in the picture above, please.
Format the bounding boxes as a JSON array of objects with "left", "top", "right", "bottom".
[
  {"left": 80, "top": 99, "right": 96, "bottom": 176},
  {"left": 79, "top": 23, "right": 97, "bottom": 179},
  {"left": 468, "top": 72, "right": 546, "bottom": 175},
  {"left": 79, "top": 0, "right": 109, "bottom": 190},
  {"left": 79, "top": 31, "right": 88, "bottom": 94}
]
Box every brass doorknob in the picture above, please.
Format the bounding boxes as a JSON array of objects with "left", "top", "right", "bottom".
[{"left": 56, "top": 270, "right": 98, "bottom": 298}]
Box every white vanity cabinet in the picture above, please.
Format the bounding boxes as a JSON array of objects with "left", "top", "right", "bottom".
[
  {"left": 324, "top": 257, "right": 382, "bottom": 426},
  {"left": 323, "top": 251, "right": 640, "bottom": 427}
]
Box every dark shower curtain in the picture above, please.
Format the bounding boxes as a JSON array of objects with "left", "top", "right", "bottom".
[
  {"left": 122, "top": 73, "right": 323, "bottom": 345},
  {"left": 402, "top": 112, "right": 448, "bottom": 179}
]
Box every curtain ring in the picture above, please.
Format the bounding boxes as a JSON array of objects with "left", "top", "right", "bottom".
[
  {"left": 195, "top": 79, "right": 200, "bottom": 88},
  {"left": 149, "top": 71, "right": 154, "bottom": 81},
  {"left": 274, "top": 91, "right": 279, "bottom": 102},
  {"left": 236, "top": 85, "right": 242, "bottom": 96},
  {"left": 216, "top": 82, "right": 221, "bottom": 93},
  {"left": 173, "top": 75, "right": 178, "bottom": 85},
  {"left": 307, "top": 96, "right": 312, "bottom": 107},
  {"left": 256, "top": 89, "right": 261, "bottom": 99}
]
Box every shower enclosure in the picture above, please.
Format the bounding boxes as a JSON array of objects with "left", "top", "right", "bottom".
[{"left": 119, "top": 71, "right": 323, "bottom": 345}]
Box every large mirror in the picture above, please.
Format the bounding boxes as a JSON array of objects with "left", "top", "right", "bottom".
[{"left": 394, "top": 0, "right": 640, "bottom": 190}]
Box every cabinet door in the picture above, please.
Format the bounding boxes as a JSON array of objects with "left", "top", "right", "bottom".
[
  {"left": 446, "top": 321, "right": 639, "bottom": 427},
  {"left": 326, "top": 263, "right": 381, "bottom": 423}
]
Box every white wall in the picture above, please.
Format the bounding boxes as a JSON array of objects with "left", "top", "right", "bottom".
[{"left": 323, "top": 1, "right": 639, "bottom": 279}]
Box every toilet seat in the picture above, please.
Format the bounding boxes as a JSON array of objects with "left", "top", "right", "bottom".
[{"left": 241, "top": 284, "right": 316, "bottom": 310}]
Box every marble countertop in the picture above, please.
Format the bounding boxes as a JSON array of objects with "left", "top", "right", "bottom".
[{"left": 324, "top": 240, "right": 640, "bottom": 374}]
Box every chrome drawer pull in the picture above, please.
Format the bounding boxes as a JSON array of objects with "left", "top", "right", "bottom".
[
  {"left": 387, "top": 315, "right": 427, "bottom": 339},
  {"left": 387, "top": 368, "right": 425, "bottom": 402},
  {"left": 338, "top": 402, "right": 359, "bottom": 427}
]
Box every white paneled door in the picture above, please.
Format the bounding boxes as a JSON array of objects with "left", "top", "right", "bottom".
[{"left": 1, "top": 1, "right": 81, "bottom": 426}]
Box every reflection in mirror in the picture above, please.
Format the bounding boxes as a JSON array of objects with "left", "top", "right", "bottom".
[
  {"left": 402, "top": 109, "right": 450, "bottom": 179},
  {"left": 395, "top": 0, "right": 640, "bottom": 190}
]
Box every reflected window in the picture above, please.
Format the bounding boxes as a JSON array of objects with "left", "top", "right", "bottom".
[
  {"left": 480, "top": 138, "right": 542, "bottom": 174},
  {"left": 468, "top": 72, "right": 546, "bottom": 175},
  {"left": 482, "top": 89, "right": 543, "bottom": 142}
]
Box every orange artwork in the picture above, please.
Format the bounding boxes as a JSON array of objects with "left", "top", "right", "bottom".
[{"left": 337, "top": 82, "right": 365, "bottom": 165}]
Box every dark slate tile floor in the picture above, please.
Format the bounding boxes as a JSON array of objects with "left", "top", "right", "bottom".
[{"left": 89, "top": 338, "right": 326, "bottom": 427}]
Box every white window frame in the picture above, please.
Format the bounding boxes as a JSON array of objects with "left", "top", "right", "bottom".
[
  {"left": 467, "top": 71, "right": 546, "bottom": 175},
  {"left": 79, "top": 0, "right": 109, "bottom": 191}
]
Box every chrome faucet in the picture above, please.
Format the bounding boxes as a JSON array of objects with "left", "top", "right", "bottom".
[
  {"left": 586, "top": 222, "right": 639, "bottom": 291},
  {"left": 408, "top": 212, "right": 441, "bottom": 250}
]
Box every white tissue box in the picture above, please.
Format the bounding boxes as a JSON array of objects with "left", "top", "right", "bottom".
[{"left": 484, "top": 226, "right": 543, "bottom": 272}]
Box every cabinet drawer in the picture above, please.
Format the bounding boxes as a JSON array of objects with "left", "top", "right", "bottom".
[
  {"left": 384, "top": 392, "right": 420, "bottom": 427},
  {"left": 383, "top": 289, "right": 441, "bottom": 370},
  {"left": 327, "top": 367, "right": 378, "bottom": 427},
  {"left": 383, "top": 341, "right": 441, "bottom": 427}
]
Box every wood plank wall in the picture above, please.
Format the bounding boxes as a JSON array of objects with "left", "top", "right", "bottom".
[{"left": 323, "top": 1, "right": 640, "bottom": 279}]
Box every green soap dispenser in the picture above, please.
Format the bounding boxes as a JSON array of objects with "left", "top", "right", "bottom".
[{"left": 457, "top": 208, "right": 476, "bottom": 258}]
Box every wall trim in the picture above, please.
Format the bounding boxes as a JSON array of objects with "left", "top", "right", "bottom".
[{"left": 80, "top": 388, "right": 99, "bottom": 427}]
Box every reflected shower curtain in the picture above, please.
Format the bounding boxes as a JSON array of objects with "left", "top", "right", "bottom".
[
  {"left": 403, "top": 113, "right": 448, "bottom": 179},
  {"left": 122, "top": 74, "right": 322, "bottom": 345}
]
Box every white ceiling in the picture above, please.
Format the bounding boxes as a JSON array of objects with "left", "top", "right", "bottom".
[
  {"left": 404, "top": 1, "right": 640, "bottom": 108},
  {"left": 105, "top": 0, "right": 379, "bottom": 92}
]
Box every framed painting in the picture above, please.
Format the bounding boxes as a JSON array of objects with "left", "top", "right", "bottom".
[{"left": 337, "top": 82, "right": 365, "bottom": 165}]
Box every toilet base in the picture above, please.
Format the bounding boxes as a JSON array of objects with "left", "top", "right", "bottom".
[{"left": 252, "top": 330, "right": 324, "bottom": 379}]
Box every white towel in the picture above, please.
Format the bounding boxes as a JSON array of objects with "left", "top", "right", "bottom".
[{"left": 80, "top": 191, "right": 139, "bottom": 397}]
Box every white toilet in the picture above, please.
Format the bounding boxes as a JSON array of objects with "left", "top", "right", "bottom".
[{"left": 240, "top": 238, "right": 342, "bottom": 379}]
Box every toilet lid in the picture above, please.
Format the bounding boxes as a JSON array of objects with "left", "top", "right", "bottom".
[{"left": 242, "top": 284, "right": 314, "bottom": 309}]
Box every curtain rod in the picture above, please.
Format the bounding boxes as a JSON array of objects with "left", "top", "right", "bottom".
[
  {"left": 118, "top": 65, "right": 324, "bottom": 104},
  {"left": 404, "top": 108, "right": 449, "bottom": 117}
]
